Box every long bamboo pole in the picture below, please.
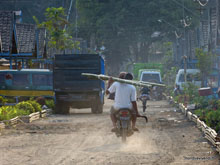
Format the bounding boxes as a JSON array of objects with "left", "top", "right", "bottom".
[{"left": 81, "top": 73, "right": 165, "bottom": 88}]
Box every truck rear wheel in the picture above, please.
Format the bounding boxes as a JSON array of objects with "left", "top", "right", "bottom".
[
  {"left": 61, "top": 103, "right": 69, "bottom": 114},
  {"left": 54, "top": 100, "right": 62, "bottom": 114},
  {"left": 91, "top": 103, "right": 103, "bottom": 114},
  {"left": 54, "top": 100, "right": 69, "bottom": 114}
]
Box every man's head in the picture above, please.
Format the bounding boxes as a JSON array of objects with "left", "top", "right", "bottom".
[
  {"left": 118, "top": 72, "right": 127, "bottom": 79},
  {"left": 124, "top": 72, "right": 133, "bottom": 80}
]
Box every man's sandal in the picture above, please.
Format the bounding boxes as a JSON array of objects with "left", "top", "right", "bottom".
[
  {"left": 111, "top": 128, "right": 117, "bottom": 132},
  {"left": 132, "top": 127, "right": 139, "bottom": 131}
]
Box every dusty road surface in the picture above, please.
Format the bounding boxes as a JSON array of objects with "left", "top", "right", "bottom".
[{"left": 1, "top": 98, "right": 220, "bottom": 165}]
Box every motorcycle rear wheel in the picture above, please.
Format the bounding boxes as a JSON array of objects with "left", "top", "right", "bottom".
[{"left": 122, "top": 128, "right": 127, "bottom": 143}]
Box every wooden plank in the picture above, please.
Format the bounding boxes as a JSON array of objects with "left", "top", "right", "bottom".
[
  {"left": 81, "top": 73, "right": 166, "bottom": 87},
  {"left": 196, "top": 118, "right": 203, "bottom": 128},
  {"left": 40, "top": 110, "right": 47, "bottom": 118},
  {"left": 187, "top": 111, "right": 192, "bottom": 120},
  {"left": 0, "top": 122, "right": 5, "bottom": 129},
  {"left": 20, "top": 112, "right": 40, "bottom": 123},
  {"left": 205, "top": 134, "right": 216, "bottom": 146}
]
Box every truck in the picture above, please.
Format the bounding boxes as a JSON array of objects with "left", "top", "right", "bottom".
[
  {"left": 53, "top": 54, "right": 105, "bottom": 114},
  {"left": 133, "top": 63, "right": 164, "bottom": 80},
  {"left": 138, "top": 69, "right": 164, "bottom": 100},
  {"left": 138, "top": 69, "right": 162, "bottom": 83}
]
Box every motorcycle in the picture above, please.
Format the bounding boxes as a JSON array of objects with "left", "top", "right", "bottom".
[
  {"left": 115, "top": 108, "right": 134, "bottom": 142},
  {"left": 139, "top": 94, "right": 150, "bottom": 112}
]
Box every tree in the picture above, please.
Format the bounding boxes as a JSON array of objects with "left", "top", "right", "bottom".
[
  {"left": 34, "top": 7, "right": 76, "bottom": 51},
  {"left": 195, "top": 48, "right": 213, "bottom": 87},
  {"left": 76, "top": 0, "right": 198, "bottom": 74}
]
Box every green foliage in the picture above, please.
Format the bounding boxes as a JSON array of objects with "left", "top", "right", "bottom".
[
  {"left": 193, "top": 96, "right": 208, "bottom": 109},
  {"left": 0, "top": 106, "right": 17, "bottom": 121},
  {"left": 0, "top": 100, "right": 43, "bottom": 121},
  {"left": 35, "top": 97, "right": 46, "bottom": 106},
  {"left": 5, "top": 97, "right": 16, "bottom": 103},
  {"left": 0, "top": 96, "right": 7, "bottom": 105},
  {"left": 0, "top": 106, "right": 29, "bottom": 121},
  {"left": 205, "top": 110, "right": 220, "bottom": 131},
  {"left": 164, "top": 67, "right": 177, "bottom": 95},
  {"left": 172, "top": 82, "right": 204, "bottom": 105},
  {"left": 195, "top": 48, "right": 214, "bottom": 87},
  {"left": 194, "top": 108, "right": 209, "bottom": 121},
  {"left": 77, "top": 0, "right": 198, "bottom": 72},
  {"left": 182, "top": 83, "right": 200, "bottom": 104},
  {"left": 34, "top": 7, "right": 76, "bottom": 51},
  {"left": 161, "top": 42, "right": 174, "bottom": 70},
  {"left": 193, "top": 99, "right": 220, "bottom": 132},
  {"left": 15, "top": 101, "right": 35, "bottom": 114},
  {"left": 27, "top": 101, "right": 42, "bottom": 112},
  {"left": 45, "top": 99, "right": 55, "bottom": 110}
]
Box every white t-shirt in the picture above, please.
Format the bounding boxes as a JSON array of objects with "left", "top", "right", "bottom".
[{"left": 108, "top": 82, "right": 136, "bottom": 110}]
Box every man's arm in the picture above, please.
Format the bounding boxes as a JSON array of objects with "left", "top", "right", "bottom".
[
  {"left": 106, "top": 77, "right": 114, "bottom": 95},
  {"left": 132, "top": 101, "right": 140, "bottom": 117}
]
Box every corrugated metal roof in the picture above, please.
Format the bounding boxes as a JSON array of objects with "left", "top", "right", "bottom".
[
  {"left": 0, "top": 11, "right": 14, "bottom": 53},
  {"left": 16, "top": 23, "right": 36, "bottom": 54},
  {"left": 0, "top": 69, "right": 51, "bottom": 72}
]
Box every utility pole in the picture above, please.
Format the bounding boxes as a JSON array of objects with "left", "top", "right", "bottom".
[{"left": 182, "top": 0, "right": 187, "bottom": 83}]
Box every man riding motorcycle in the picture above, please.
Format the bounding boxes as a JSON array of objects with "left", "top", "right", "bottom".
[
  {"left": 106, "top": 72, "right": 140, "bottom": 132},
  {"left": 139, "top": 87, "right": 151, "bottom": 112}
]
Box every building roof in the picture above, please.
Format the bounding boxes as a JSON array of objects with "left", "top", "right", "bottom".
[
  {"left": 0, "top": 11, "right": 14, "bottom": 53},
  {"left": 16, "top": 23, "right": 36, "bottom": 54},
  {"left": 0, "top": 69, "right": 51, "bottom": 72}
]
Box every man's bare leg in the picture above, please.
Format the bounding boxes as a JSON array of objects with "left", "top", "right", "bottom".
[
  {"left": 110, "top": 113, "right": 117, "bottom": 128},
  {"left": 132, "top": 115, "right": 139, "bottom": 131}
]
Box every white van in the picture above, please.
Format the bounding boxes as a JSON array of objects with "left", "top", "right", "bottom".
[{"left": 175, "top": 69, "right": 201, "bottom": 90}]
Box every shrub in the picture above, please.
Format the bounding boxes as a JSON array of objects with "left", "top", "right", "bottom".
[
  {"left": 45, "top": 99, "right": 55, "bottom": 109},
  {"left": 205, "top": 110, "right": 220, "bottom": 132},
  {"left": 195, "top": 108, "right": 210, "bottom": 121},
  {"left": 0, "top": 106, "right": 28, "bottom": 121},
  {"left": 0, "top": 96, "right": 7, "bottom": 105},
  {"left": 0, "top": 106, "right": 16, "bottom": 121},
  {"left": 6, "top": 97, "right": 16, "bottom": 103},
  {"left": 36, "top": 97, "right": 46, "bottom": 106},
  {"left": 27, "top": 100, "right": 42, "bottom": 112},
  {"left": 16, "top": 101, "right": 35, "bottom": 113}
]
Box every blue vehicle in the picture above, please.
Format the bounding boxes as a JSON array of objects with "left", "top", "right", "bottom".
[
  {"left": 53, "top": 54, "right": 105, "bottom": 114},
  {"left": 0, "top": 69, "right": 53, "bottom": 98}
]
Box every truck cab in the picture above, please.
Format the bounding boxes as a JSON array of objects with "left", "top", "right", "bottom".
[
  {"left": 138, "top": 69, "right": 163, "bottom": 100},
  {"left": 139, "top": 69, "right": 162, "bottom": 83}
]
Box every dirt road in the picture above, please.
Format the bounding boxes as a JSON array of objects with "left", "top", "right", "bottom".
[{"left": 0, "top": 98, "right": 220, "bottom": 165}]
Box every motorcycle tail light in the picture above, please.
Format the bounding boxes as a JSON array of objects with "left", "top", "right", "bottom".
[{"left": 120, "top": 111, "right": 128, "bottom": 117}]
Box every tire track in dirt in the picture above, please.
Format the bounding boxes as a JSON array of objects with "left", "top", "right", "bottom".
[{"left": 0, "top": 99, "right": 220, "bottom": 165}]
